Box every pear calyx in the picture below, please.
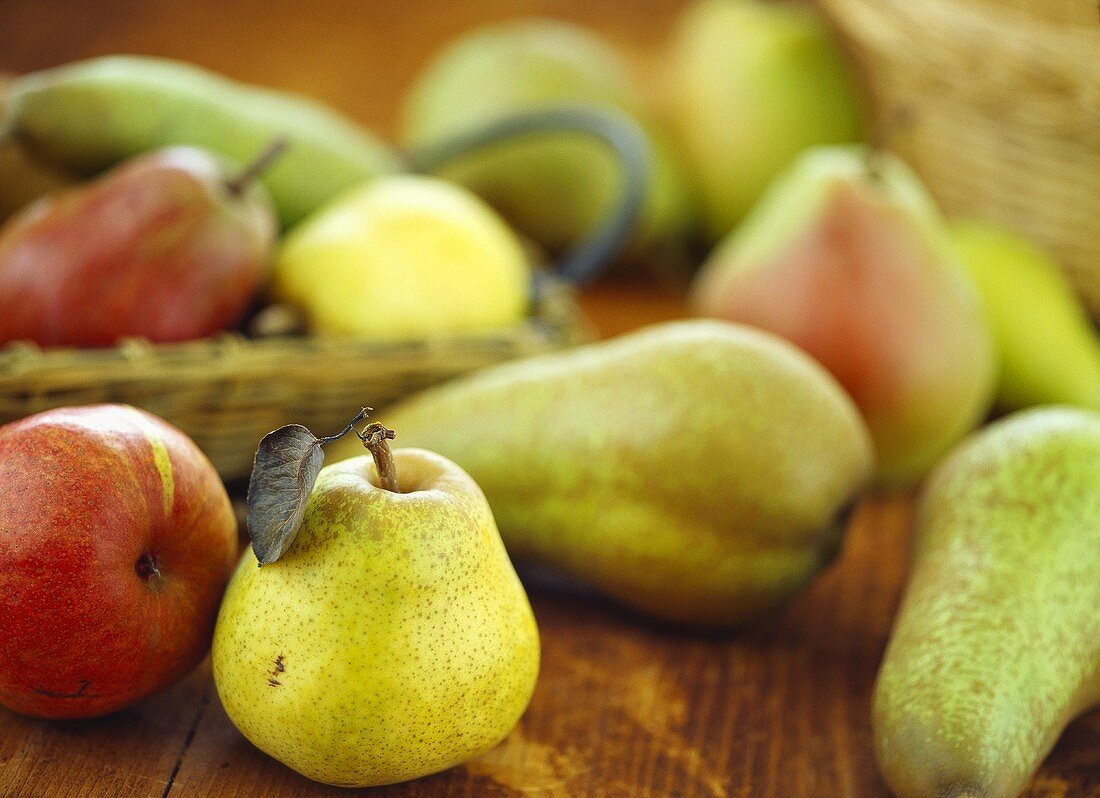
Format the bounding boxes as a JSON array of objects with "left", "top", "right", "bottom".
[{"left": 358, "top": 422, "right": 399, "bottom": 492}]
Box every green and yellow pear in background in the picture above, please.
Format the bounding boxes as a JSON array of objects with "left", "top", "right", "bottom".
[
  {"left": 2, "top": 55, "right": 401, "bottom": 226},
  {"left": 213, "top": 428, "right": 540, "bottom": 787},
  {"left": 272, "top": 174, "right": 530, "bottom": 340},
  {"left": 663, "top": 0, "right": 863, "bottom": 242},
  {"left": 950, "top": 220, "right": 1100, "bottom": 411},
  {"left": 692, "top": 146, "right": 996, "bottom": 487},
  {"left": 332, "top": 320, "right": 874, "bottom": 626},
  {"left": 401, "top": 19, "right": 694, "bottom": 261},
  {"left": 873, "top": 407, "right": 1100, "bottom": 798}
]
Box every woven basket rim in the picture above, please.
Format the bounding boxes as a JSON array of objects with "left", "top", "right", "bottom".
[{"left": 0, "top": 277, "right": 588, "bottom": 382}]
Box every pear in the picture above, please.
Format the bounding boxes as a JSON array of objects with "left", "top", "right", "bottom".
[
  {"left": 0, "top": 144, "right": 278, "bottom": 347},
  {"left": 212, "top": 437, "right": 540, "bottom": 787},
  {"left": 2, "top": 56, "right": 401, "bottom": 227},
  {"left": 950, "top": 220, "right": 1100, "bottom": 411},
  {"left": 692, "top": 146, "right": 996, "bottom": 487},
  {"left": 873, "top": 407, "right": 1100, "bottom": 798},
  {"left": 271, "top": 174, "right": 530, "bottom": 340},
  {"left": 663, "top": 0, "right": 863, "bottom": 242},
  {"left": 401, "top": 18, "right": 694, "bottom": 261},
  {"left": 331, "top": 319, "right": 874, "bottom": 626}
]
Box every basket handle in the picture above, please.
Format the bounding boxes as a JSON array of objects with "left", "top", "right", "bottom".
[{"left": 403, "top": 106, "right": 650, "bottom": 286}]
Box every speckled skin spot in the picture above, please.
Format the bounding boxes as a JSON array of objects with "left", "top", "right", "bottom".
[
  {"left": 212, "top": 449, "right": 540, "bottom": 787},
  {"left": 329, "top": 320, "right": 874, "bottom": 626},
  {"left": 873, "top": 408, "right": 1100, "bottom": 798}
]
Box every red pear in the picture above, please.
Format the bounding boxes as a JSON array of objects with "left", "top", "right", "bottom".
[
  {"left": 0, "top": 144, "right": 278, "bottom": 347},
  {"left": 692, "top": 146, "right": 995, "bottom": 486}
]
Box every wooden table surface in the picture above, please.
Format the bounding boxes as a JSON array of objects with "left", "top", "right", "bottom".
[{"left": 2, "top": 2, "right": 1099, "bottom": 796}]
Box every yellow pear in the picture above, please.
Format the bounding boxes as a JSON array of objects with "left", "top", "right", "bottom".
[
  {"left": 272, "top": 175, "right": 530, "bottom": 340},
  {"left": 212, "top": 437, "right": 539, "bottom": 787}
]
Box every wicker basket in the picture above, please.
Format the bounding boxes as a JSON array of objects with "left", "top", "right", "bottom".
[
  {"left": 0, "top": 282, "right": 590, "bottom": 481},
  {"left": 818, "top": 0, "right": 1100, "bottom": 318}
]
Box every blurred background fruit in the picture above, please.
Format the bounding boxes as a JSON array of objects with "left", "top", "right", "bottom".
[
  {"left": 692, "top": 146, "right": 995, "bottom": 487},
  {"left": 402, "top": 18, "right": 695, "bottom": 269},
  {"left": 2, "top": 55, "right": 401, "bottom": 226},
  {"left": 273, "top": 174, "right": 531, "bottom": 340},
  {"left": 950, "top": 221, "right": 1100, "bottom": 412},
  {"left": 819, "top": 0, "right": 1100, "bottom": 319},
  {"left": 0, "top": 145, "right": 278, "bottom": 347},
  {"left": 663, "top": 0, "right": 863, "bottom": 243}
]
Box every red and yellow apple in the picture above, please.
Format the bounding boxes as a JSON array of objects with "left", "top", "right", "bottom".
[{"left": 0, "top": 404, "right": 238, "bottom": 718}]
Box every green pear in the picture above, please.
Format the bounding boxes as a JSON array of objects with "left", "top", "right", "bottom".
[
  {"left": 331, "top": 320, "right": 874, "bottom": 626},
  {"left": 2, "top": 56, "right": 401, "bottom": 226},
  {"left": 692, "top": 146, "right": 996, "bottom": 487},
  {"left": 212, "top": 443, "right": 540, "bottom": 787},
  {"left": 401, "top": 18, "right": 695, "bottom": 260},
  {"left": 873, "top": 407, "right": 1100, "bottom": 798},
  {"left": 272, "top": 174, "right": 530, "bottom": 339},
  {"left": 950, "top": 220, "right": 1100, "bottom": 411},
  {"left": 664, "top": 0, "right": 863, "bottom": 242}
]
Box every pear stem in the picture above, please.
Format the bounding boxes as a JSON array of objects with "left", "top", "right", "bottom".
[
  {"left": 225, "top": 137, "right": 288, "bottom": 198},
  {"left": 317, "top": 407, "right": 372, "bottom": 446},
  {"left": 359, "top": 422, "right": 399, "bottom": 492}
]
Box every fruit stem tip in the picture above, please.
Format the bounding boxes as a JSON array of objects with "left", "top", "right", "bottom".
[{"left": 359, "top": 422, "right": 399, "bottom": 492}]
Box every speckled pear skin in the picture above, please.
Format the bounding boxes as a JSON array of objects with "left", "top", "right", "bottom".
[
  {"left": 211, "top": 449, "right": 540, "bottom": 788},
  {"left": 873, "top": 407, "right": 1100, "bottom": 798},
  {"left": 333, "top": 320, "right": 875, "bottom": 626}
]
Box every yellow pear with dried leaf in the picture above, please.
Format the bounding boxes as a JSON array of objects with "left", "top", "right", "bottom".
[{"left": 212, "top": 424, "right": 539, "bottom": 787}]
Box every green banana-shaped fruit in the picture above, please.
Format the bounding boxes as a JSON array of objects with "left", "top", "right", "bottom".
[{"left": 1, "top": 55, "right": 402, "bottom": 226}]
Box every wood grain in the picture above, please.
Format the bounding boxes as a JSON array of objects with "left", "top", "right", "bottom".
[{"left": 3, "top": 495, "right": 1099, "bottom": 796}]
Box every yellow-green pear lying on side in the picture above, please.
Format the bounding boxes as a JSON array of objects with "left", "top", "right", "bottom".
[
  {"left": 213, "top": 444, "right": 540, "bottom": 787},
  {"left": 331, "top": 320, "right": 874, "bottom": 626},
  {"left": 949, "top": 220, "right": 1100, "bottom": 411},
  {"left": 272, "top": 174, "right": 530, "bottom": 340},
  {"left": 873, "top": 407, "right": 1100, "bottom": 798},
  {"left": 401, "top": 18, "right": 695, "bottom": 260},
  {"left": 663, "top": 0, "right": 863, "bottom": 242},
  {"left": 2, "top": 56, "right": 401, "bottom": 227}
]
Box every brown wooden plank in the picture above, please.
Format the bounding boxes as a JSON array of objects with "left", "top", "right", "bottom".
[{"left": 0, "top": 660, "right": 209, "bottom": 797}]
